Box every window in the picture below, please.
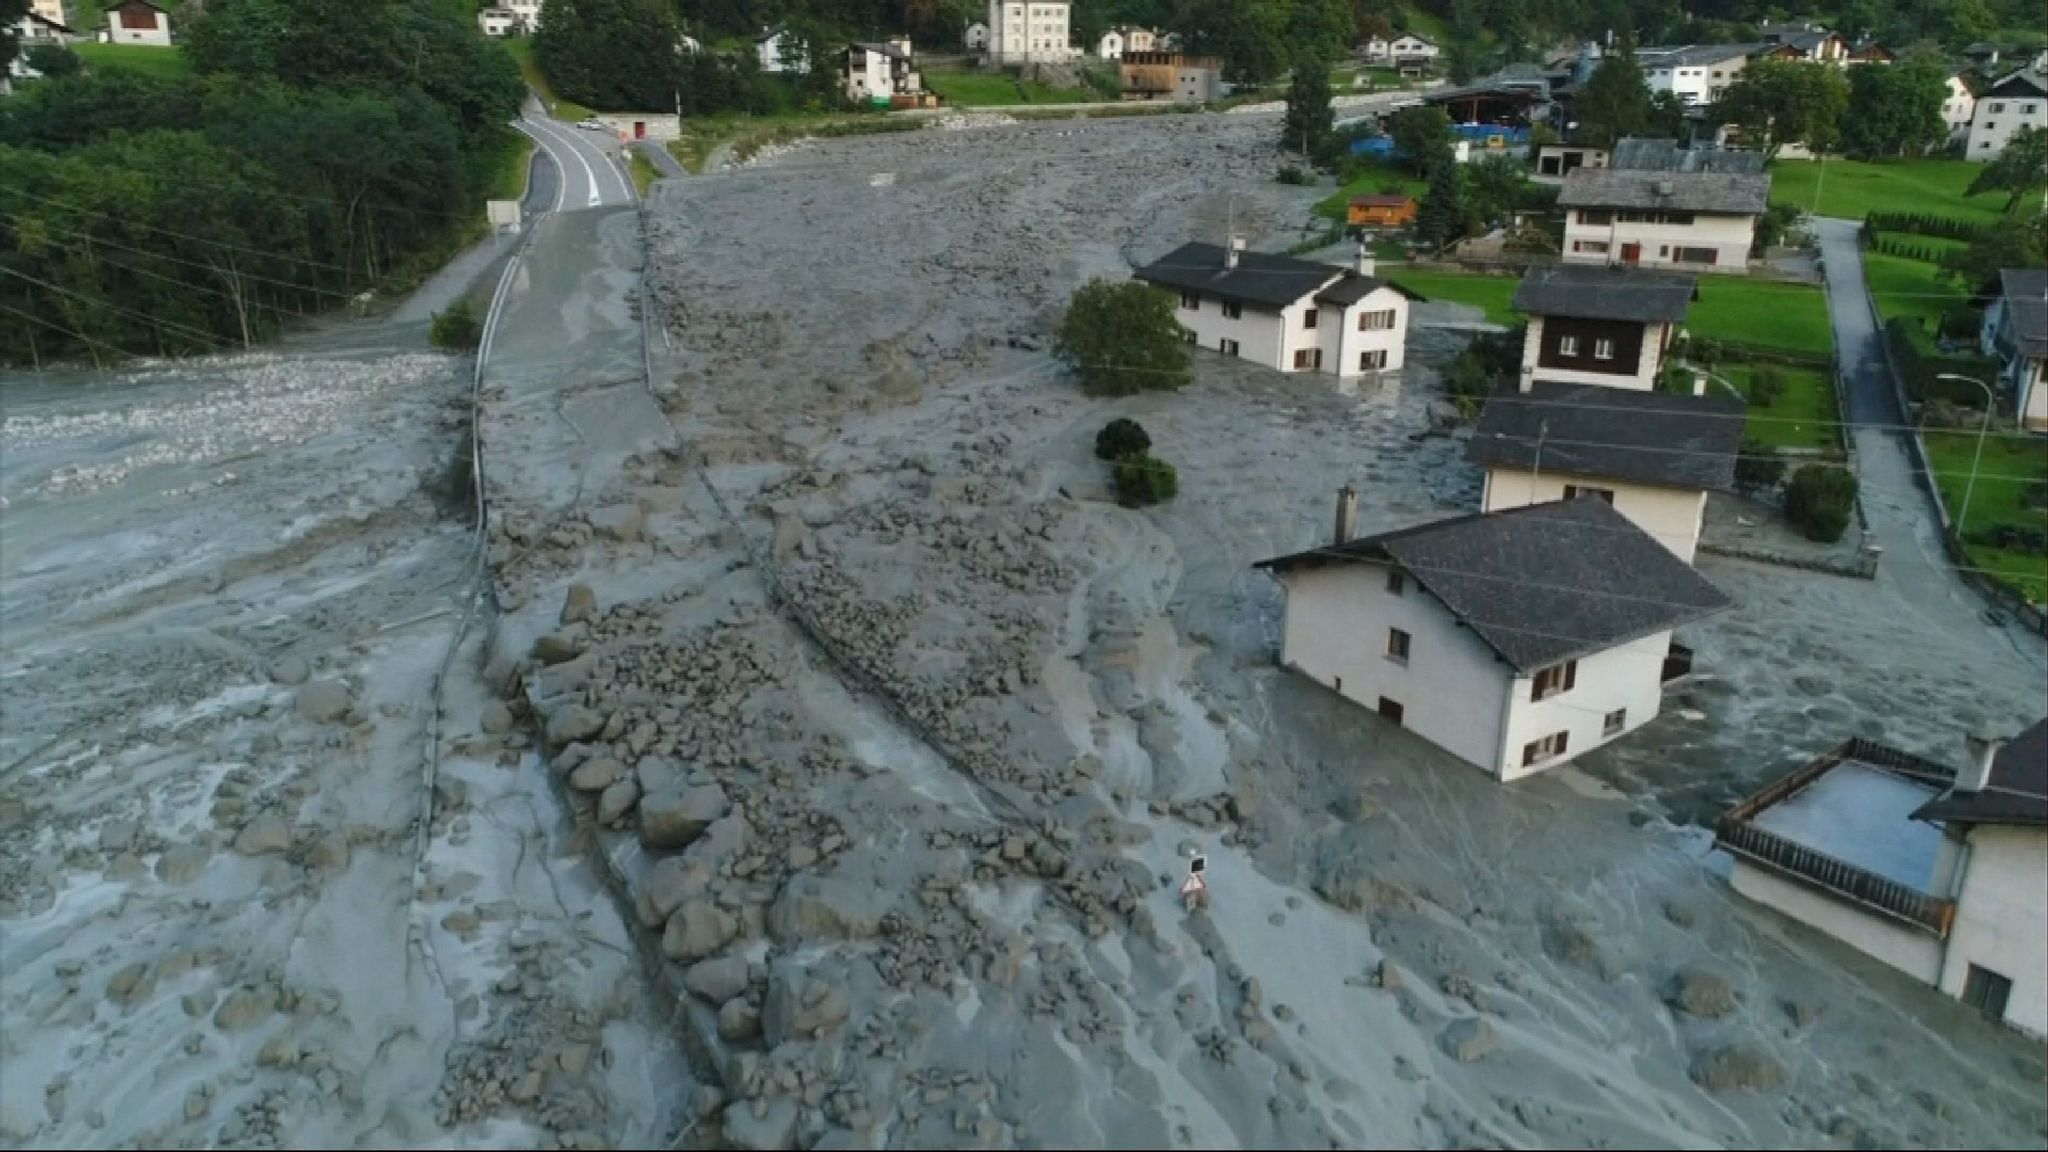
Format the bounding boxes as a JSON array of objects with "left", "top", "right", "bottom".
[
  {"left": 1220, "top": 338, "right": 1239, "bottom": 356},
  {"left": 1358, "top": 309, "right": 1396, "bottom": 331},
  {"left": 1303, "top": 308, "right": 1319, "bottom": 330},
  {"left": 1579, "top": 209, "right": 1612, "bottom": 226},
  {"left": 1675, "top": 246, "right": 1719, "bottom": 265},
  {"left": 1603, "top": 708, "right": 1627, "bottom": 737},
  {"left": 2025, "top": 103, "right": 2040, "bottom": 114},
  {"left": 1564, "top": 484, "right": 1614, "bottom": 503},
  {"left": 1386, "top": 570, "right": 1405, "bottom": 596},
  {"left": 1571, "top": 240, "right": 1609, "bottom": 254},
  {"left": 1385, "top": 627, "right": 1410, "bottom": 663},
  {"left": 1593, "top": 338, "right": 1615, "bottom": 361},
  {"left": 1985, "top": 121, "right": 1998, "bottom": 130},
  {"left": 1180, "top": 290, "right": 1200, "bottom": 310},
  {"left": 1359, "top": 349, "right": 1388, "bottom": 370},
  {"left": 1558, "top": 335, "right": 1580, "bottom": 357},
  {"left": 1222, "top": 301, "right": 1242, "bottom": 320},
  {"left": 1962, "top": 965, "right": 2013, "bottom": 1020},
  {"left": 1522, "top": 731, "right": 1569, "bottom": 767},
  {"left": 1293, "top": 349, "right": 1314, "bottom": 369},
  {"left": 1531, "top": 659, "right": 1577, "bottom": 701},
  {"left": 1378, "top": 697, "right": 1405, "bottom": 725},
  {"left": 1989, "top": 101, "right": 2005, "bottom": 113},
  {"left": 119, "top": 6, "right": 158, "bottom": 29}
]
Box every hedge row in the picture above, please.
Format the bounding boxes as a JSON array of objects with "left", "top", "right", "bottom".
[
  {"left": 1863, "top": 212, "right": 1987, "bottom": 242},
  {"left": 1883, "top": 317, "right": 2003, "bottom": 408}
]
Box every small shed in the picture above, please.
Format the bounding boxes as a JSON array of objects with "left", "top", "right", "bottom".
[{"left": 1346, "top": 195, "right": 1417, "bottom": 229}]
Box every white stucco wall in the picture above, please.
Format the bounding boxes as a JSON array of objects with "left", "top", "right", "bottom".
[
  {"left": 1563, "top": 211, "right": 1754, "bottom": 273},
  {"left": 990, "top": 0, "right": 1073, "bottom": 65},
  {"left": 1481, "top": 470, "right": 1707, "bottom": 562},
  {"left": 1937, "top": 825, "right": 2048, "bottom": 1037},
  {"left": 1729, "top": 860, "right": 1946, "bottom": 982},
  {"left": 1942, "top": 77, "right": 1977, "bottom": 137},
  {"left": 1495, "top": 631, "right": 1672, "bottom": 781},
  {"left": 2021, "top": 358, "right": 2047, "bottom": 430},
  {"left": 1276, "top": 563, "right": 1512, "bottom": 775},
  {"left": 845, "top": 49, "right": 891, "bottom": 102},
  {"left": 1968, "top": 90, "right": 2046, "bottom": 159},
  {"left": 1320, "top": 286, "right": 1409, "bottom": 377},
  {"left": 1644, "top": 52, "right": 1750, "bottom": 105},
  {"left": 1519, "top": 314, "right": 1666, "bottom": 391},
  {"left": 107, "top": 4, "right": 171, "bottom": 46}
]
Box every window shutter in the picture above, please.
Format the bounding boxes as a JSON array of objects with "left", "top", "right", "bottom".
[{"left": 1563, "top": 660, "right": 1577, "bottom": 691}]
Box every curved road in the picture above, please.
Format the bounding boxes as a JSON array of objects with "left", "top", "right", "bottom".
[{"left": 517, "top": 113, "right": 636, "bottom": 210}]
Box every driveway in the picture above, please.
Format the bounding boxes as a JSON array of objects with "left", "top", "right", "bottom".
[{"left": 1814, "top": 216, "right": 2043, "bottom": 663}]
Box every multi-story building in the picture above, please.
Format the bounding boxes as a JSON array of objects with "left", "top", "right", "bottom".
[
  {"left": 1509, "top": 263, "right": 1696, "bottom": 392},
  {"left": 1942, "top": 71, "right": 1979, "bottom": 144},
  {"left": 843, "top": 41, "right": 923, "bottom": 107},
  {"left": 1559, "top": 142, "right": 1769, "bottom": 274},
  {"left": 1134, "top": 241, "right": 1415, "bottom": 378},
  {"left": 1634, "top": 43, "right": 1759, "bottom": 106},
  {"left": 987, "top": 0, "right": 1074, "bottom": 66},
  {"left": 1966, "top": 67, "right": 2046, "bottom": 159},
  {"left": 1981, "top": 268, "right": 2047, "bottom": 431},
  {"left": 1118, "top": 51, "right": 1224, "bottom": 103}
]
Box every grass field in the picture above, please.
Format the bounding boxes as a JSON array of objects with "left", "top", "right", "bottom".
[
  {"left": 503, "top": 39, "right": 594, "bottom": 121},
  {"left": 923, "top": 69, "right": 1094, "bottom": 106},
  {"left": 1863, "top": 248, "right": 1968, "bottom": 336},
  {"left": 1924, "top": 429, "right": 2048, "bottom": 603},
  {"left": 629, "top": 149, "right": 659, "bottom": 196},
  {"left": 1768, "top": 157, "right": 2027, "bottom": 225},
  {"left": 1721, "top": 363, "right": 1842, "bottom": 454},
  {"left": 1386, "top": 269, "right": 1519, "bottom": 324},
  {"left": 480, "top": 129, "right": 536, "bottom": 204},
  {"left": 1314, "top": 160, "right": 1430, "bottom": 221},
  {"left": 666, "top": 113, "right": 920, "bottom": 173},
  {"left": 73, "top": 42, "right": 191, "bottom": 79},
  {"left": 1688, "top": 279, "right": 1834, "bottom": 358}
]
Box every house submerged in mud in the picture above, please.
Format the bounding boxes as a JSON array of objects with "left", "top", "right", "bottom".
[{"left": 1254, "top": 493, "right": 1731, "bottom": 782}]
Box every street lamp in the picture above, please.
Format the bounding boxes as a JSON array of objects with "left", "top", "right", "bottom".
[{"left": 1936, "top": 372, "right": 1995, "bottom": 534}]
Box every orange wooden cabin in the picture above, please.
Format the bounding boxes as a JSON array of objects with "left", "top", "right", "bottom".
[{"left": 1347, "top": 195, "right": 1418, "bottom": 229}]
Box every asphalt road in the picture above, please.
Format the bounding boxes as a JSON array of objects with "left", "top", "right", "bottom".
[{"left": 517, "top": 114, "right": 636, "bottom": 211}]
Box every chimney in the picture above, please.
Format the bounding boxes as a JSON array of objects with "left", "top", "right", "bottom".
[
  {"left": 1655, "top": 178, "right": 1675, "bottom": 197},
  {"left": 1958, "top": 733, "right": 2004, "bottom": 793},
  {"left": 1334, "top": 485, "right": 1358, "bottom": 545},
  {"left": 1355, "top": 243, "right": 1375, "bottom": 278},
  {"left": 1225, "top": 236, "right": 1244, "bottom": 270}
]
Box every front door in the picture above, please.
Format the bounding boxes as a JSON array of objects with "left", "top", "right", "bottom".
[{"left": 1620, "top": 242, "right": 1642, "bottom": 264}]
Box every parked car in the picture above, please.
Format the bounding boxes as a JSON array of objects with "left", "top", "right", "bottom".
[{"left": 577, "top": 117, "right": 607, "bottom": 131}]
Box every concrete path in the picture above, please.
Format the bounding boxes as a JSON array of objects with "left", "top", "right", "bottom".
[
  {"left": 1813, "top": 216, "right": 2043, "bottom": 666},
  {"left": 633, "top": 139, "right": 687, "bottom": 180}
]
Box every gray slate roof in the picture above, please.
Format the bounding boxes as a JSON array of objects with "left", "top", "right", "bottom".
[
  {"left": 1314, "top": 274, "right": 1419, "bottom": 307},
  {"left": 1914, "top": 719, "right": 2048, "bottom": 827},
  {"left": 1132, "top": 242, "right": 1342, "bottom": 309},
  {"left": 1559, "top": 166, "right": 1770, "bottom": 215},
  {"left": 1609, "top": 137, "right": 1766, "bottom": 175},
  {"left": 2000, "top": 268, "right": 2048, "bottom": 359},
  {"left": 1465, "top": 382, "right": 1745, "bottom": 492},
  {"left": 853, "top": 41, "right": 911, "bottom": 61},
  {"left": 1513, "top": 263, "right": 1698, "bottom": 324},
  {"left": 1985, "top": 67, "right": 2047, "bottom": 98},
  {"left": 1254, "top": 497, "right": 1733, "bottom": 673},
  {"left": 1637, "top": 43, "right": 1763, "bottom": 68}
]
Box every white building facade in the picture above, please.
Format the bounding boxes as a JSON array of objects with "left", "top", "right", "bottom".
[
  {"left": 988, "top": 0, "right": 1075, "bottom": 66},
  {"left": 1481, "top": 471, "right": 1708, "bottom": 562},
  {"left": 1637, "top": 44, "right": 1754, "bottom": 106},
  {"left": 1967, "top": 68, "right": 2046, "bottom": 159},
  {"left": 1137, "top": 241, "right": 1412, "bottom": 379},
  {"left": 477, "top": 7, "right": 516, "bottom": 37},
  {"left": 1981, "top": 268, "right": 2048, "bottom": 430},
  {"left": 1942, "top": 73, "right": 1977, "bottom": 141},
  {"left": 757, "top": 28, "right": 800, "bottom": 74},
  {"left": 103, "top": 0, "right": 170, "bottom": 46},
  {"left": 1562, "top": 206, "right": 1758, "bottom": 272},
  {"left": 964, "top": 22, "right": 989, "bottom": 51},
  {"left": 843, "top": 41, "right": 920, "bottom": 106}
]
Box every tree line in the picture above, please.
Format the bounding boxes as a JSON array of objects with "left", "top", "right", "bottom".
[{"left": 0, "top": 0, "right": 522, "bottom": 366}]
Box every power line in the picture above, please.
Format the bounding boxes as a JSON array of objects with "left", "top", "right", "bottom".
[
  {"left": 0, "top": 301, "right": 128, "bottom": 362},
  {"left": 0, "top": 266, "right": 234, "bottom": 350},
  {"left": 1, "top": 213, "right": 364, "bottom": 302},
  {"left": 0, "top": 186, "right": 359, "bottom": 276}
]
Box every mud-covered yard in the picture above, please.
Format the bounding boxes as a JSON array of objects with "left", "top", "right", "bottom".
[{"left": 466, "top": 112, "right": 2048, "bottom": 1150}]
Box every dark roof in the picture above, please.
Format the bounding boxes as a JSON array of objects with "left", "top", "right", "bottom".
[
  {"left": 1914, "top": 719, "right": 2048, "bottom": 827},
  {"left": 1558, "top": 167, "right": 1771, "bottom": 215},
  {"left": 104, "top": 0, "right": 167, "bottom": 10},
  {"left": 1423, "top": 82, "right": 1547, "bottom": 107},
  {"left": 27, "top": 11, "right": 75, "bottom": 32},
  {"left": 1465, "top": 382, "right": 1745, "bottom": 491},
  {"left": 1253, "top": 497, "right": 1733, "bottom": 673},
  {"left": 1313, "top": 274, "right": 1419, "bottom": 307},
  {"left": 1349, "top": 194, "right": 1415, "bottom": 207},
  {"left": 1609, "top": 137, "right": 1767, "bottom": 175},
  {"left": 1637, "top": 43, "right": 1764, "bottom": 68},
  {"left": 853, "top": 41, "right": 911, "bottom": 60},
  {"left": 1513, "top": 263, "right": 1697, "bottom": 324},
  {"left": 1132, "top": 242, "right": 1341, "bottom": 309},
  {"left": 1985, "top": 67, "right": 2047, "bottom": 98},
  {"left": 2000, "top": 268, "right": 2048, "bottom": 359}
]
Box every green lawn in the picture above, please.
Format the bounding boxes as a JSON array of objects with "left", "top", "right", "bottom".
[
  {"left": 1768, "top": 157, "right": 2025, "bottom": 225},
  {"left": 923, "top": 69, "right": 1094, "bottom": 106},
  {"left": 72, "top": 42, "right": 190, "bottom": 79},
  {"left": 1924, "top": 429, "right": 2048, "bottom": 603},
  {"left": 1863, "top": 248, "right": 1968, "bottom": 336},
  {"left": 1688, "top": 279, "right": 1834, "bottom": 358},
  {"left": 1719, "top": 363, "right": 1841, "bottom": 455},
  {"left": 1314, "top": 159, "right": 1430, "bottom": 221},
  {"left": 503, "top": 38, "right": 594, "bottom": 121},
  {"left": 629, "top": 149, "right": 659, "bottom": 196},
  {"left": 479, "top": 129, "right": 535, "bottom": 203},
  {"left": 1386, "top": 269, "right": 1519, "bottom": 324}
]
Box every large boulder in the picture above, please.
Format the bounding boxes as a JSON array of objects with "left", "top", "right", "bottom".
[
  {"left": 560, "top": 583, "right": 597, "bottom": 625},
  {"left": 640, "top": 785, "right": 730, "bottom": 850},
  {"left": 532, "top": 629, "right": 586, "bottom": 666},
  {"left": 762, "top": 965, "right": 851, "bottom": 1047},
  {"left": 661, "top": 898, "right": 738, "bottom": 963},
  {"left": 545, "top": 705, "right": 604, "bottom": 746},
  {"left": 233, "top": 813, "right": 293, "bottom": 856},
  {"left": 1690, "top": 1044, "right": 1785, "bottom": 1093},
  {"left": 588, "top": 503, "right": 645, "bottom": 542},
  {"left": 1665, "top": 967, "right": 1738, "bottom": 1019},
  {"left": 722, "top": 1097, "right": 799, "bottom": 1152},
  {"left": 636, "top": 857, "right": 713, "bottom": 929},
  {"left": 1439, "top": 1017, "right": 1498, "bottom": 1063},
  {"left": 294, "top": 680, "right": 352, "bottom": 724},
  {"left": 568, "top": 756, "right": 625, "bottom": 793},
  {"left": 683, "top": 955, "right": 753, "bottom": 1006},
  {"left": 766, "top": 873, "right": 894, "bottom": 942}
]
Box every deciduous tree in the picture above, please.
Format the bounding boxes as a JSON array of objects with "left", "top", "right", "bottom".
[
  {"left": 1283, "top": 53, "right": 1335, "bottom": 161},
  {"left": 1966, "top": 125, "right": 2048, "bottom": 214},
  {"left": 1386, "top": 103, "right": 1452, "bottom": 176},
  {"left": 1055, "top": 279, "right": 1191, "bottom": 397},
  {"left": 1841, "top": 58, "right": 1945, "bottom": 156},
  {"left": 1713, "top": 57, "right": 1847, "bottom": 158},
  {"left": 1573, "top": 41, "right": 1650, "bottom": 147}
]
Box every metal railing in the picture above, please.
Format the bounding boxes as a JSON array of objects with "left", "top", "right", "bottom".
[{"left": 1716, "top": 737, "right": 1959, "bottom": 935}]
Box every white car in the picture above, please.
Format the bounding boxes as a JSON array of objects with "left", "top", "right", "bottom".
[{"left": 577, "top": 117, "right": 607, "bottom": 131}]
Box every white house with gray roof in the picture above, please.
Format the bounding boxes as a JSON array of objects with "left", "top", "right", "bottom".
[
  {"left": 1133, "top": 240, "right": 1416, "bottom": 378},
  {"left": 1256, "top": 496, "right": 1732, "bottom": 781},
  {"left": 1635, "top": 43, "right": 1761, "bottom": 106},
  {"left": 1967, "top": 68, "right": 2046, "bottom": 159},
  {"left": 1560, "top": 153, "right": 1770, "bottom": 273},
  {"left": 1981, "top": 268, "right": 2048, "bottom": 430},
  {"left": 1511, "top": 263, "right": 1698, "bottom": 391}
]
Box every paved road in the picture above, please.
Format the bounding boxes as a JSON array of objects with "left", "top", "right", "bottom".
[
  {"left": 633, "top": 139, "right": 687, "bottom": 180},
  {"left": 517, "top": 114, "right": 636, "bottom": 210},
  {"left": 1815, "top": 216, "right": 2044, "bottom": 664}
]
